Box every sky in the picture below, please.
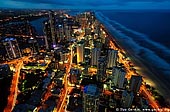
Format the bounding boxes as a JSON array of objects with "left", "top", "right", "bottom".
[{"left": 0, "top": 0, "right": 170, "bottom": 10}]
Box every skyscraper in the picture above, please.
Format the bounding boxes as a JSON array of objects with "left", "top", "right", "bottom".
[
  {"left": 64, "top": 24, "right": 72, "bottom": 40},
  {"left": 70, "top": 68, "right": 81, "bottom": 84},
  {"left": 28, "top": 37, "right": 38, "bottom": 53},
  {"left": 97, "top": 56, "right": 106, "bottom": 82},
  {"left": 107, "top": 49, "right": 118, "bottom": 68},
  {"left": 44, "top": 21, "right": 52, "bottom": 49},
  {"left": 121, "top": 90, "right": 134, "bottom": 108},
  {"left": 56, "top": 24, "right": 64, "bottom": 42},
  {"left": 112, "top": 67, "right": 126, "bottom": 89},
  {"left": 91, "top": 48, "right": 101, "bottom": 66},
  {"left": 77, "top": 41, "right": 84, "bottom": 64},
  {"left": 2, "top": 37, "right": 22, "bottom": 59},
  {"left": 129, "top": 75, "right": 142, "bottom": 93},
  {"left": 49, "top": 11, "right": 56, "bottom": 47}
]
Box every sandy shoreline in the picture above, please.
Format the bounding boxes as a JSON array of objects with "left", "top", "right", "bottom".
[
  {"left": 96, "top": 12, "right": 170, "bottom": 105},
  {"left": 111, "top": 34, "right": 170, "bottom": 100}
]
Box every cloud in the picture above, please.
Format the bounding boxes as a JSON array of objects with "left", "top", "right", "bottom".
[
  {"left": 11, "top": 0, "right": 170, "bottom": 5},
  {"left": 1, "top": 0, "right": 170, "bottom": 9}
]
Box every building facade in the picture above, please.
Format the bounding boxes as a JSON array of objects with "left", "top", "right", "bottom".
[
  {"left": 121, "top": 90, "right": 134, "bottom": 108},
  {"left": 91, "top": 48, "right": 101, "bottom": 66},
  {"left": 77, "top": 41, "right": 84, "bottom": 64},
  {"left": 107, "top": 49, "right": 118, "bottom": 68},
  {"left": 129, "top": 75, "right": 142, "bottom": 93},
  {"left": 2, "top": 37, "right": 22, "bottom": 60},
  {"left": 112, "top": 67, "right": 126, "bottom": 89}
]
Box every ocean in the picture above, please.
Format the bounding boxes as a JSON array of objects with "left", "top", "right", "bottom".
[
  {"left": 95, "top": 10, "right": 170, "bottom": 99},
  {"left": 101, "top": 10, "right": 170, "bottom": 49}
]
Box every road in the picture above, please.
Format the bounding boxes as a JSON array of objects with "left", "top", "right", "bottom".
[
  {"left": 53, "top": 44, "right": 73, "bottom": 112},
  {"left": 4, "top": 56, "right": 30, "bottom": 112},
  {"left": 107, "top": 32, "right": 160, "bottom": 109}
]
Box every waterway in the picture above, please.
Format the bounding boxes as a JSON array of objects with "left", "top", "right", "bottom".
[{"left": 30, "top": 17, "right": 47, "bottom": 36}]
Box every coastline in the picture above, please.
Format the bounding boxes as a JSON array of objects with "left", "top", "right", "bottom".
[{"left": 96, "top": 15, "right": 170, "bottom": 102}]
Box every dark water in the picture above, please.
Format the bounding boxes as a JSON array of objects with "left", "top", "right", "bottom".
[
  {"left": 95, "top": 10, "right": 170, "bottom": 99},
  {"left": 30, "top": 17, "right": 47, "bottom": 36},
  {"left": 96, "top": 10, "right": 170, "bottom": 65},
  {"left": 101, "top": 10, "right": 170, "bottom": 49}
]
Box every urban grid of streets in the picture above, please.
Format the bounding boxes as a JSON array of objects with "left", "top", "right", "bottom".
[{"left": 1, "top": 10, "right": 169, "bottom": 112}]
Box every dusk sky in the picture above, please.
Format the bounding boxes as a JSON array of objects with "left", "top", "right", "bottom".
[{"left": 1, "top": 0, "right": 170, "bottom": 9}]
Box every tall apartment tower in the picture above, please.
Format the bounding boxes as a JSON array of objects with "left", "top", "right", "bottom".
[
  {"left": 91, "top": 48, "right": 101, "bottom": 66},
  {"left": 49, "top": 11, "right": 56, "bottom": 47},
  {"left": 64, "top": 22, "right": 72, "bottom": 40},
  {"left": 2, "top": 38, "right": 22, "bottom": 59},
  {"left": 77, "top": 41, "right": 84, "bottom": 64},
  {"left": 121, "top": 90, "right": 134, "bottom": 108},
  {"left": 107, "top": 49, "right": 118, "bottom": 68},
  {"left": 97, "top": 56, "right": 106, "bottom": 82},
  {"left": 44, "top": 21, "right": 51, "bottom": 49},
  {"left": 129, "top": 75, "right": 142, "bottom": 93},
  {"left": 112, "top": 67, "right": 126, "bottom": 89},
  {"left": 83, "top": 84, "right": 100, "bottom": 112},
  {"left": 56, "top": 24, "right": 64, "bottom": 42}
]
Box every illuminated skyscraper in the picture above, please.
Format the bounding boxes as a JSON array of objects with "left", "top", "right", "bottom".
[
  {"left": 63, "top": 18, "right": 73, "bottom": 40},
  {"left": 44, "top": 20, "right": 53, "bottom": 49},
  {"left": 70, "top": 68, "right": 81, "bottom": 84},
  {"left": 107, "top": 49, "right": 118, "bottom": 68},
  {"left": 60, "top": 50, "right": 69, "bottom": 63},
  {"left": 2, "top": 37, "right": 22, "bottom": 59},
  {"left": 77, "top": 41, "right": 84, "bottom": 64},
  {"left": 83, "top": 84, "right": 100, "bottom": 112},
  {"left": 28, "top": 37, "right": 39, "bottom": 53},
  {"left": 129, "top": 75, "right": 142, "bottom": 93},
  {"left": 56, "top": 24, "right": 64, "bottom": 42},
  {"left": 91, "top": 48, "right": 101, "bottom": 66},
  {"left": 112, "top": 67, "right": 126, "bottom": 89},
  {"left": 97, "top": 56, "right": 106, "bottom": 82},
  {"left": 121, "top": 90, "right": 134, "bottom": 108},
  {"left": 49, "top": 11, "right": 56, "bottom": 47}
]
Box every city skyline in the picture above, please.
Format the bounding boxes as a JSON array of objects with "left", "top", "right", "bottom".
[{"left": 0, "top": 4, "right": 170, "bottom": 111}]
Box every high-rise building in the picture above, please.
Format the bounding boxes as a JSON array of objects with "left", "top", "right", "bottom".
[
  {"left": 56, "top": 24, "right": 64, "bottom": 42},
  {"left": 44, "top": 21, "right": 52, "bottom": 49},
  {"left": 70, "top": 68, "right": 81, "bottom": 84},
  {"left": 60, "top": 50, "right": 69, "bottom": 63},
  {"left": 112, "top": 67, "right": 126, "bottom": 89},
  {"left": 94, "top": 20, "right": 101, "bottom": 38},
  {"left": 28, "top": 37, "right": 39, "bottom": 53},
  {"left": 2, "top": 38, "right": 22, "bottom": 59},
  {"left": 77, "top": 41, "right": 84, "bottom": 64},
  {"left": 129, "top": 75, "right": 142, "bottom": 93},
  {"left": 121, "top": 90, "right": 134, "bottom": 108},
  {"left": 107, "top": 49, "right": 118, "bottom": 68},
  {"left": 49, "top": 11, "right": 56, "bottom": 47},
  {"left": 91, "top": 48, "right": 101, "bottom": 66},
  {"left": 64, "top": 24, "right": 72, "bottom": 40},
  {"left": 97, "top": 56, "right": 106, "bottom": 82},
  {"left": 83, "top": 84, "right": 100, "bottom": 112}
]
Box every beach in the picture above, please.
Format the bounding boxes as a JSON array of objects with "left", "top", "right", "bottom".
[{"left": 95, "top": 11, "right": 170, "bottom": 103}]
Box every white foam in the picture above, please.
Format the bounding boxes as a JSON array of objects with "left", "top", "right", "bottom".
[{"left": 95, "top": 11, "right": 170, "bottom": 76}]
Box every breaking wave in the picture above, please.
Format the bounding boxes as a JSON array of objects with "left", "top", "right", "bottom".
[{"left": 95, "top": 11, "right": 170, "bottom": 77}]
